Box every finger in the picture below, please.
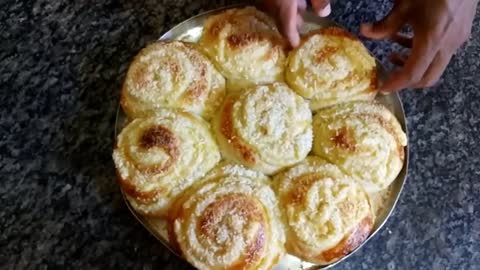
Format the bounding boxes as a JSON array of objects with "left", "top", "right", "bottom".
[
  {"left": 296, "top": 0, "right": 305, "bottom": 33},
  {"left": 296, "top": 13, "right": 304, "bottom": 30},
  {"left": 389, "top": 52, "right": 408, "bottom": 66},
  {"left": 391, "top": 32, "right": 413, "bottom": 48},
  {"left": 298, "top": 0, "right": 307, "bottom": 13},
  {"left": 381, "top": 38, "right": 438, "bottom": 91},
  {"left": 279, "top": 3, "right": 301, "bottom": 47},
  {"left": 413, "top": 51, "right": 453, "bottom": 88},
  {"left": 360, "top": 3, "right": 407, "bottom": 39},
  {"left": 311, "top": 0, "right": 331, "bottom": 17}
]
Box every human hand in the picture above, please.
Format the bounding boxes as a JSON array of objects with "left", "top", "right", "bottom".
[
  {"left": 361, "top": 0, "right": 478, "bottom": 91},
  {"left": 260, "top": 0, "right": 331, "bottom": 47}
]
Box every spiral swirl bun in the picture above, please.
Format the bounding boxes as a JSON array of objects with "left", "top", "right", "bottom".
[
  {"left": 213, "top": 82, "right": 312, "bottom": 174},
  {"left": 121, "top": 41, "right": 225, "bottom": 119},
  {"left": 274, "top": 156, "right": 374, "bottom": 265},
  {"left": 312, "top": 101, "right": 407, "bottom": 192},
  {"left": 286, "top": 27, "right": 377, "bottom": 111},
  {"left": 200, "top": 6, "right": 287, "bottom": 90},
  {"left": 113, "top": 109, "right": 221, "bottom": 217},
  {"left": 168, "top": 163, "right": 285, "bottom": 270}
]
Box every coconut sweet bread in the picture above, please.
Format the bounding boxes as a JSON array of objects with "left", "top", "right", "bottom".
[
  {"left": 273, "top": 156, "right": 374, "bottom": 265},
  {"left": 312, "top": 101, "right": 407, "bottom": 192},
  {"left": 212, "top": 82, "right": 312, "bottom": 175},
  {"left": 167, "top": 162, "right": 285, "bottom": 270},
  {"left": 112, "top": 109, "right": 221, "bottom": 217},
  {"left": 121, "top": 41, "right": 226, "bottom": 119},
  {"left": 286, "top": 27, "right": 378, "bottom": 111},
  {"left": 200, "top": 6, "right": 287, "bottom": 90}
]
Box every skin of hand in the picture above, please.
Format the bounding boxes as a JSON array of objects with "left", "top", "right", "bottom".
[
  {"left": 261, "top": 0, "right": 478, "bottom": 92},
  {"left": 259, "top": 0, "right": 331, "bottom": 47},
  {"left": 361, "top": 0, "right": 478, "bottom": 91}
]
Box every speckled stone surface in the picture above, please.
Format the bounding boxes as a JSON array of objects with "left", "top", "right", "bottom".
[{"left": 1, "top": 0, "right": 479, "bottom": 269}]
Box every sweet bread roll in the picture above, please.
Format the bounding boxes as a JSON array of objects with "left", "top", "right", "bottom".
[
  {"left": 213, "top": 82, "right": 312, "bottom": 174},
  {"left": 286, "top": 27, "right": 377, "bottom": 111},
  {"left": 200, "top": 6, "right": 287, "bottom": 90},
  {"left": 121, "top": 41, "right": 225, "bottom": 119},
  {"left": 168, "top": 162, "right": 285, "bottom": 270},
  {"left": 273, "top": 156, "right": 374, "bottom": 265},
  {"left": 112, "top": 109, "right": 221, "bottom": 217},
  {"left": 312, "top": 101, "right": 407, "bottom": 192}
]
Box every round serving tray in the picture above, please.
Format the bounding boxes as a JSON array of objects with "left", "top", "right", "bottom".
[{"left": 114, "top": 4, "right": 409, "bottom": 270}]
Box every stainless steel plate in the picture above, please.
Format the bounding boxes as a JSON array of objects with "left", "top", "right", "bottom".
[{"left": 115, "top": 4, "right": 409, "bottom": 270}]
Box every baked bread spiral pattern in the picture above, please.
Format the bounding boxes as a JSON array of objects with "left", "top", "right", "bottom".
[
  {"left": 168, "top": 163, "right": 285, "bottom": 270},
  {"left": 200, "top": 6, "right": 287, "bottom": 90},
  {"left": 113, "top": 109, "right": 221, "bottom": 217},
  {"left": 121, "top": 41, "right": 225, "bottom": 119},
  {"left": 286, "top": 27, "right": 377, "bottom": 111},
  {"left": 213, "top": 82, "right": 312, "bottom": 174},
  {"left": 312, "top": 101, "right": 407, "bottom": 192},
  {"left": 274, "top": 156, "right": 374, "bottom": 265}
]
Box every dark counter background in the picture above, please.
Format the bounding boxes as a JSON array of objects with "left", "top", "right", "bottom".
[{"left": 1, "top": 0, "right": 479, "bottom": 269}]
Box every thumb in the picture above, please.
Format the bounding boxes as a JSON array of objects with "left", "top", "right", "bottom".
[
  {"left": 360, "top": 3, "right": 406, "bottom": 39},
  {"left": 311, "top": 0, "right": 331, "bottom": 17}
]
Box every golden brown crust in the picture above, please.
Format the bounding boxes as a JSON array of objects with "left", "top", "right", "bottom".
[
  {"left": 369, "top": 68, "right": 379, "bottom": 92},
  {"left": 274, "top": 157, "right": 375, "bottom": 265},
  {"left": 135, "top": 125, "right": 180, "bottom": 174},
  {"left": 219, "top": 96, "right": 257, "bottom": 165},
  {"left": 121, "top": 41, "right": 225, "bottom": 119},
  {"left": 313, "top": 46, "right": 339, "bottom": 63},
  {"left": 139, "top": 125, "right": 175, "bottom": 150},
  {"left": 166, "top": 192, "right": 183, "bottom": 253},
  {"left": 205, "top": 8, "right": 286, "bottom": 51},
  {"left": 303, "top": 27, "right": 359, "bottom": 42},
  {"left": 201, "top": 194, "right": 266, "bottom": 268},
  {"left": 313, "top": 101, "right": 407, "bottom": 192},
  {"left": 318, "top": 216, "right": 374, "bottom": 263},
  {"left": 331, "top": 127, "right": 357, "bottom": 153},
  {"left": 212, "top": 83, "right": 312, "bottom": 175},
  {"left": 359, "top": 111, "right": 405, "bottom": 161},
  {"left": 225, "top": 32, "right": 274, "bottom": 50},
  {"left": 167, "top": 163, "right": 285, "bottom": 270},
  {"left": 286, "top": 27, "right": 378, "bottom": 110},
  {"left": 310, "top": 27, "right": 379, "bottom": 96},
  {"left": 116, "top": 171, "right": 163, "bottom": 204},
  {"left": 120, "top": 83, "right": 134, "bottom": 119},
  {"left": 200, "top": 6, "right": 287, "bottom": 90},
  {"left": 285, "top": 216, "right": 374, "bottom": 265},
  {"left": 169, "top": 193, "right": 270, "bottom": 270},
  {"left": 113, "top": 109, "right": 221, "bottom": 217}
]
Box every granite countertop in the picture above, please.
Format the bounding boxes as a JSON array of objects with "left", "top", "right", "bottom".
[{"left": 1, "top": 0, "right": 479, "bottom": 269}]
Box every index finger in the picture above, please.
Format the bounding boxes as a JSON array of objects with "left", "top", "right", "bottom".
[
  {"left": 381, "top": 37, "right": 438, "bottom": 92},
  {"left": 278, "top": 2, "right": 300, "bottom": 47}
]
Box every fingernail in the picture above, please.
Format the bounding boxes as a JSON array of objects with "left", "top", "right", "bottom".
[
  {"left": 317, "top": 4, "right": 331, "bottom": 17},
  {"left": 290, "top": 35, "right": 300, "bottom": 48}
]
